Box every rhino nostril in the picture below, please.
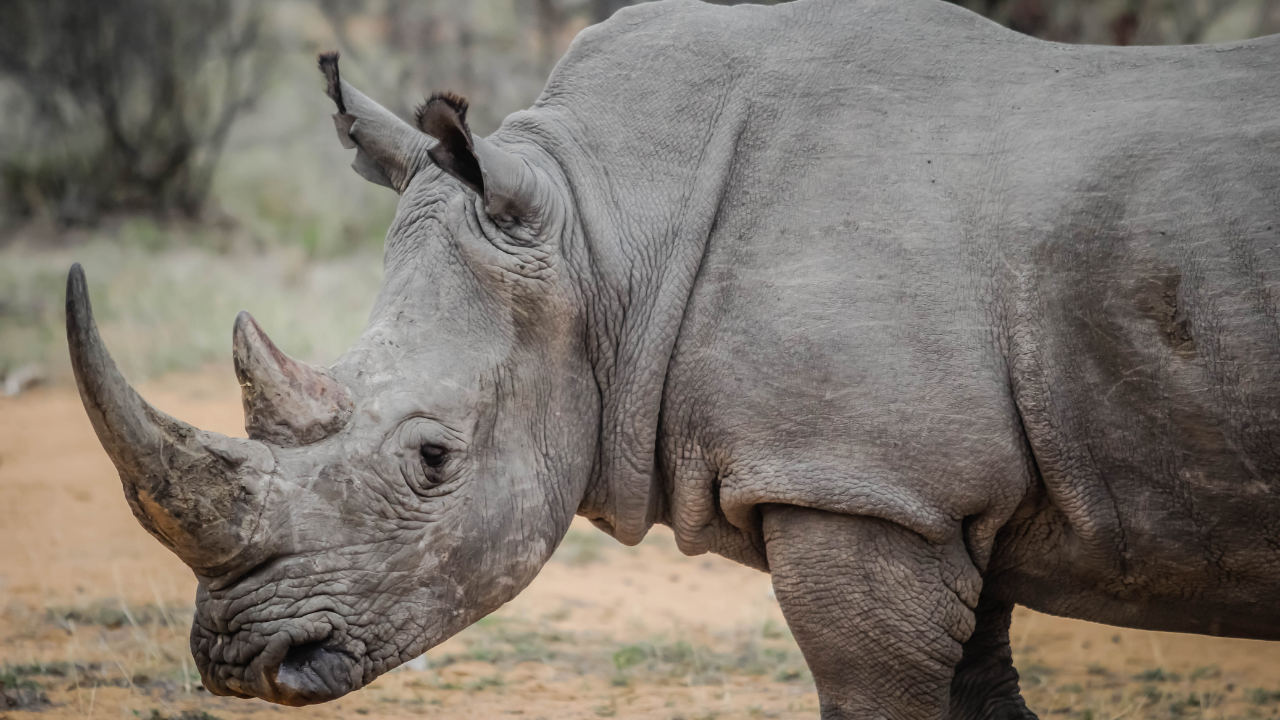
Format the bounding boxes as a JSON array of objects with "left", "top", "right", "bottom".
[
  {"left": 282, "top": 639, "right": 329, "bottom": 665},
  {"left": 271, "top": 639, "right": 357, "bottom": 706}
]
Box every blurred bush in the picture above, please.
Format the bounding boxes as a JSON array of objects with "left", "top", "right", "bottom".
[
  {"left": 946, "top": 0, "right": 1280, "bottom": 45},
  {"left": 0, "top": 0, "right": 270, "bottom": 226},
  {"left": 4, "top": 0, "right": 1275, "bottom": 234},
  {"left": 311, "top": 0, "right": 786, "bottom": 133},
  {"left": 314, "top": 0, "right": 597, "bottom": 133}
]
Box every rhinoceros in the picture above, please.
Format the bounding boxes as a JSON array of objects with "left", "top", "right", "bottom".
[{"left": 64, "top": 0, "right": 1280, "bottom": 716}]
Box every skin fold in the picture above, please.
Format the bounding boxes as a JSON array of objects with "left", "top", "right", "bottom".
[{"left": 66, "top": 0, "right": 1280, "bottom": 717}]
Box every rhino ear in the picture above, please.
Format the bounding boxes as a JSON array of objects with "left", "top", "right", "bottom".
[
  {"left": 319, "top": 52, "right": 429, "bottom": 193},
  {"left": 415, "top": 93, "right": 483, "bottom": 195},
  {"left": 415, "top": 93, "right": 545, "bottom": 222}
]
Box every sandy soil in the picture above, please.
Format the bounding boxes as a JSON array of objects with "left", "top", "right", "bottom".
[{"left": 2, "top": 370, "right": 1280, "bottom": 720}]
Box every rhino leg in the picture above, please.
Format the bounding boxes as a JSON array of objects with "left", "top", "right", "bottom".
[
  {"left": 763, "top": 505, "right": 981, "bottom": 720},
  {"left": 948, "top": 597, "right": 1039, "bottom": 720}
]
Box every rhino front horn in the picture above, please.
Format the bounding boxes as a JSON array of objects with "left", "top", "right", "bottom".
[
  {"left": 66, "top": 264, "right": 274, "bottom": 574},
  {"left": 233, "top": 311, "right": 352, "bottom": 446}
]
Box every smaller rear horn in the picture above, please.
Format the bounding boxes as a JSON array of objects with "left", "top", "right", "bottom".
[{"left": 233, "top": 311, "right": 353, "bottom": 447}]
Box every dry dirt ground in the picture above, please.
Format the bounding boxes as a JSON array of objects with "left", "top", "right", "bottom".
[{"left": 3, "top": 370, "right": 1280, "bottom": 720}]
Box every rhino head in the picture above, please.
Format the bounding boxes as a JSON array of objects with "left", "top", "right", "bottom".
[{"left": 65, "top": 53, "right": 601, "bottom": 705}]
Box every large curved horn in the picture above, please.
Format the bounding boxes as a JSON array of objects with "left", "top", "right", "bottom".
[
  {"left": 232, "top": 311, "right": 352, "bottom": 447},
  {"left": 66, "top": 264, "right": 273, "bottom": 573}
]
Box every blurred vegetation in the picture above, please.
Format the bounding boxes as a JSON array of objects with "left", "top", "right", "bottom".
[
  {"left": 314, "top": 0, "right": 590, "bottom": 133},
  {"left": 947, "top": 0, "right": 1280, "bottom": 44},
  {"left": 1, "top": 0, "right": 1278, "bottom": 387},
  {"left": 0, "top": 236, "right": 383, "bottom": 382},
  {"left": 0, "top": 0, "right": 270, "bottom": 225},
  {"left": 3, "top": 0, "right": 1277, "bottom": 229}
]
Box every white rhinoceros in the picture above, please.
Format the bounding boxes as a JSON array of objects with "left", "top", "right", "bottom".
[{"left": 66, "top": 0, "right": 1280, "bottom": 717}]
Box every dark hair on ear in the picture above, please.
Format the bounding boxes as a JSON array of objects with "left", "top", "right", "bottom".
[
  {"left": 414, "top": 92, "right": 470, "bottom": 138},
  {"left": 318, "top": 50, "right": 346, "bottom": 114},
  {"left": 414, "top": 92, "right": 485, "bottom": 196}
]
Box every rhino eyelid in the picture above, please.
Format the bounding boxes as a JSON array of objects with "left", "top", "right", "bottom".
[{"left": 400, "top": 411, "right": 467, "bottom": 434}]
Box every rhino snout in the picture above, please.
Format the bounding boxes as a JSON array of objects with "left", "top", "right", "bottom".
[{"left": 196, "top": 615, "right": 367, "bottom": 706}]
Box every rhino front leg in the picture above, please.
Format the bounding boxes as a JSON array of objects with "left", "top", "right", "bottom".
[
  {"left": 763, "top": 505, "right": 982, "bottom": 720},
  {"left": 948, "top": 597, "right": 1039, "bottom": 720}
]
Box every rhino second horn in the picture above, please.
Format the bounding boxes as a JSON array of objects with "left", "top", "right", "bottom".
[
  {"left": 66, "top": 264, "right": 274, "bottom": 574},
  {"left": 233, "top": 311, "right": 353, "bottom": 447}
]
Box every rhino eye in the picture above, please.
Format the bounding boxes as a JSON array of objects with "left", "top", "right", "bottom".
[
  {"left": 389, "top": 421, "right": 458, "bottom": 495},
  {"left": 420, "top": 444, "right": 448, "bottom": 471}
]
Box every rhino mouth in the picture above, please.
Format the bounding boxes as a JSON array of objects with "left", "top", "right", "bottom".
[{"left": 266, "top": 638, "right": 362, "bottom": 705}]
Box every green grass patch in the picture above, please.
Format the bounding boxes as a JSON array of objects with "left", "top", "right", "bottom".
[
  {"left": 1246, "top": 688, "right": 1280, "bottom": 705},
  {"left": 553, "top": 529, "right": 606, "bottom": 566},
  {"left": 0, "top": 240, "right": 382, "bottom": 382},
  {"left": 1135, "top": 667, "right": 1181, "bottom": 683},
  {"left": 423, "top": 615, "right": 813, "bottom": 691}
]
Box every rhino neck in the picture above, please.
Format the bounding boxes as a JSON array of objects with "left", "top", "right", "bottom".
[{"left": 503, "top": 4, "right": 755, "bottom": 545}]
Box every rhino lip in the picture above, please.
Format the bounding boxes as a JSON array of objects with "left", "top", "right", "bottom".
[{"left": 264, "top": 638, "right": 361, "bottom": 706}]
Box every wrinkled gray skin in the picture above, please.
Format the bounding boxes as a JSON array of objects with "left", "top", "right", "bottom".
[{"left": 65, "top": 0, "right": 1280, "bottom": 717}]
